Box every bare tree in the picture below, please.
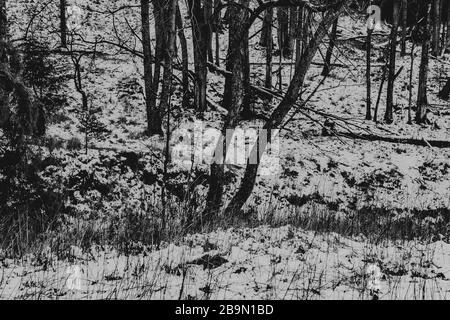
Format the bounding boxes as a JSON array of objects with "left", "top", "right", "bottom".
[
  {"left": 187, "top": 0, "right": 211, "bottom": 112},
  {"left": 224, "top": 1, "right": 346, "bottom": 216},
  {"left": 0, "top": 0, "right": 9, "bottom": 127},
  {"left": 417, "top": 0, "right": 432, "bottom": 123},
  {"left": 366, "top": 20, "right": 373, "bottom": 120},
  {"left": 321, "top": 17, "right": 338, "bottom": 76},
  {"left": 400, "top": 0, "right": 407, "bottom": 56},
  {"left": 432, "top": 0, "right": 441, "bottom": 56},
  {"left": 385, "top": 0, "right": 400, "bottom": 124},
  {"left": 141, "top": 0, "right": 162, "bottom": 136},
  {"left": 265, "top": 7, "right": 274, "bottom": 94},
  {"left": 203, "top": 0, "right": 250, "bottom": 219},
  {"left": 60, "top": 0, "right": 67, "bottom": 47},
  {"left": 176, "top": 2, "right": 190, "bottom": 110}
]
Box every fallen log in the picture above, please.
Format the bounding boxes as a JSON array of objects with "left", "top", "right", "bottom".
[{"left": 337, "top": 132, "right": 450, "bottom": 148}]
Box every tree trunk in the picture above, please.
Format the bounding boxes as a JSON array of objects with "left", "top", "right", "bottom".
[
  {"left": 277, "top": 8, "right": 291, "bottom": 58},
  {"left": 288, "top": 8, "right": 297, "bottom": 58},
  {"left": 176, "top": 3, "right": 190, "bottom": 109},
  {"left": 0, "top": 0, "right": 10, "bottom": 127},
  {"left": 417, "top": 1, "right": 432, "bottom": 123},
  {"left": 148, "top": 0, "right": 164, "bottom": 135},
  {"left": 447, "top": 0, "right": 450, "bottom": 51},
  {"left": 60, "top": 0, "right": 67, "bottom": 47},
  {"left": 385, "top": 0, "right": 400, "bottom": 124},
  {"left": 203, "top": 0, "right": 250, "bottom": 219},
  {"left": 432, "top": 0, "right": 441, "bottom": 56},
  {"left": 259, "top": 9, "right": 272, "bottom": 47},
  {"left": 321, "top": 17, "right": 338, "bottom": 76},
  {"left": 224, "top": 6, "right": 345, "bottom": 216},
  {"left": 141, "top": 0, "right": 162, "bottom": 136},
  {"left": 366, "top": 26, "right": 373, "bottom": 120},
  {"left": 159, "top": 0, "right": 177, "bottom": 115},
  {"left": 160, "top": 0, "right": 177, "bottom": 232},
  {"left": 400, "top": 0, "right": 407, "bottom": 56},
  {"left": 187, "top": 0, "right": 210, "bottom": 112},
  {"left": 265, "top": 7, "right": 273, "bottom": 93},
  {"left": 214, "top": 0, "right": 221, "bottom": 66}
]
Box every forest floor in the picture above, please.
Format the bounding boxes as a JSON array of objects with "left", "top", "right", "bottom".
[{"left": 1, "top": 2, "right": 449, "bottom": 299}]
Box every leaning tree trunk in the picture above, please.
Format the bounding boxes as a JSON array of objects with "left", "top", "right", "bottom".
[
  {"left": 385, "top": 0, "right": 400, "bottom": 124},
  {"left": 224, "top": 5, "right": 345, "bottom": 216},
  {"left": 417, "top": 1, "right": 432, "bottom": 123},
  {"left": 321, "top": 17, "right": 338, "bottom": 76}
]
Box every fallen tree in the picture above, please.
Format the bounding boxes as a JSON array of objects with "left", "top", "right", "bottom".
[{"left": 336, "top": 132, "right": 450, "bottom": 148}]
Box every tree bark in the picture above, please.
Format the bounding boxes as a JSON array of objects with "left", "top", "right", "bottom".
[
  {"left": 60, "top": 0, "right": 67, "bottom": 47},
  {"left": 432, "top": 0, "right": 441, "bottom": 56},
  {"left": 277, "top": 8, "right": 291, "bottom": 58},
  {"left": 265, "top": 8, "right": 274, "bottom": 93},
  {"left": 148, "top": 0, "right": 164, "bottom": 135},
  {"left": 0, "top": 0, "right": 10, "bottom": 127},
  {"left": 187, "top": 0, "right": 210, "bottom": 112},
  {"left": 176, "top": 3, "right": 190, "bottom": 109},
  {"left": 417, "top": 1, "right": 432, "bottom": 123},
  {"left": 141, "top": 0, "right": 162, "bottom": 136},
  {"left": 385, "top": 0, "right": 400, "bottom": 124},
  {"left": 321, "top": 17, "right": 338, "bottom": 76},
  {"left": 204, "top": 0, "right": 250, "bottom": 219},
  {"left": 366, "top": 26, "right": 373, "bottom": 120},
  {"left": 400, "top": 0, "right": 407, "bottom": 56},
  {"left": 259, "top": 9, "right": 273, "bottom": 47},
  {"left": 447, "top": 0, "right": 450, "bottom": 51}
]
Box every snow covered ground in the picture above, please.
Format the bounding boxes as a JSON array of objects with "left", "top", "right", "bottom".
[{"left": 2, "top": 225, "right": 450, "bottom": 300}]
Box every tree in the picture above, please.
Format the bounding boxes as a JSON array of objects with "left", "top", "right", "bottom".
[
  {"left": 223, "top": 1, "right": 346, "bottom": 216},
  {"left": 187, "top": 0, "right": 212, "bottom": 112},
  {"left": 60, "top": 0, "right": 67, "bottom": 47},
  {"left": 203, "top": 0, "right": 250, "bottom": 218},
  {"left": 385, "top": 0, "right": 400, "bottom": 124},
  {"left": 0, "top": 0, "right": 40, "bottom": 139},
  {"left": 277, "top": 8, "right": 292, "bottom": 58},
  {"left": 321, "top": 17, "right": 339, "bottom": 76},
  {"left": 259, "top": 8, "right": 273, "bottom": 47},
  {"left": 417, "top": 0, "right": 432, "bottom": 123},
  {"left": 265, "top": 7, "right": 274, "bottom": 94},
  {"left": 366, "top": 18, "right": 373, "bottom": 120},
  {"left": 176, "top": 2, "right": 190, "bottom": 109},
  {"left": 140, "top": 0, "right": 162, "bottom": 136},
  {"left": 432, "top": 0, "right": 441, "bottom": 56},
  {"left": 0, "top": 0, "right": 9, "bottom": 128},
  {"left": 400, "top": 0, "right": 408, "bottom": 56}
]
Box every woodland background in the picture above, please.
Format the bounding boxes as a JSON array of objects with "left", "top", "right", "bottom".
[{"left": 0, "top": 0, "right": 449, "bottom": 299}]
